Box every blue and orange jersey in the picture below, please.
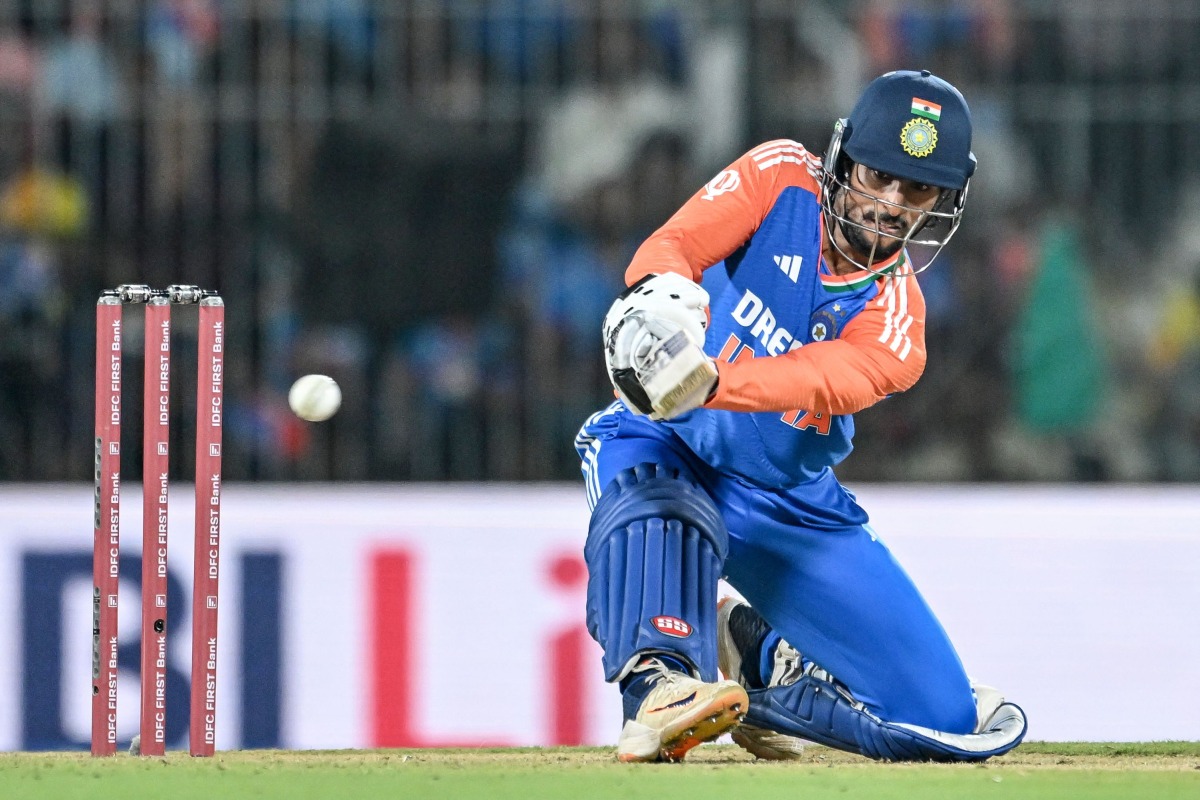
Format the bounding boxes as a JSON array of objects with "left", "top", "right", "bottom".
[{"left": 621, "top": 139, "right": 928, "bottom": 487}]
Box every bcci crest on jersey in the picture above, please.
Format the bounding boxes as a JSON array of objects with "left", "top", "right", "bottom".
[{"left": 809, "top": 309, "right": 840, "bottom": 342}]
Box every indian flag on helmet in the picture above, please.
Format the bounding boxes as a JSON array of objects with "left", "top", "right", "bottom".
[{"left": 911, "top": 97, "right": 941, "bottom": 121}]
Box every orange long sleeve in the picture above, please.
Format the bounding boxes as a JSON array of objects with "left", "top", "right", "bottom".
[{"left": 626, "top": 141, "right": 820, "bottom": 285}]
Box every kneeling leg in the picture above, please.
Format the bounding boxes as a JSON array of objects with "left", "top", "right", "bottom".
[{"left": 746, "top": 665, "right": 1027, "bottom": 761}]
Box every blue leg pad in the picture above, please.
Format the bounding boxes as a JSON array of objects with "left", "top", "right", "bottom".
[
  {"left": 746, "top": 672, "right": 1028, "bottom": 762},
  {"left": 585, "top": 462, "right": 728, "bottom": 682}
]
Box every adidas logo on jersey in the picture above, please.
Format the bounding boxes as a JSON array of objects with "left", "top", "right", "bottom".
[{"left": 774, "top": 254, "right": 803, "bottom": 282}]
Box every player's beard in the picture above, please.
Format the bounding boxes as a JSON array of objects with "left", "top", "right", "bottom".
[{"left": 836, "top": 200, "right": 907, "bottom": 265}]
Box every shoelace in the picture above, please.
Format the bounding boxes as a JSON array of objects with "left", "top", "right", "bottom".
[{"left": 635, "top": 658, "right": 681, "bottom": 685}]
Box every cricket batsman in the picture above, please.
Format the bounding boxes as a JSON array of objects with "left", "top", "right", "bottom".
[{"left": 576, "top": 69, "right": 1028, "bottom": 762}]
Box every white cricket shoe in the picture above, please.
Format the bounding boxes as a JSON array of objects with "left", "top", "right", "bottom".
[
  {"left": 616, "top": 657, "right": 749, "bottom": 763},
  {"left": 730, "top": 724, "right": 808, "bottom": 761},
  {"left": 716, "top": 596, "right": 808, "bottom": 760}
]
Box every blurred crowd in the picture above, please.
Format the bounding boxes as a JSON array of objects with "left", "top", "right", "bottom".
[{"left": 0, "top": 0, "right": 1197, "bottom": 483}]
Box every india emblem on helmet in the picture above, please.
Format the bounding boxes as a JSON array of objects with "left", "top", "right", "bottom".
[{"left": 900, "top": 118, "right": 938, "bottom": 158}]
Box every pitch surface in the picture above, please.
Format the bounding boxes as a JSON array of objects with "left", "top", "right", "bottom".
[{"left": 2, "top": 742, "right": 1197, "bottom": 799}]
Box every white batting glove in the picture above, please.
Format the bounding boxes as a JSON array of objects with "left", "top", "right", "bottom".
[
  {"left": 632, "top": 317, "right": 718, "bottom": 420},
  {"left": 602, "top": 272, "right": 710, "bottom": 349},
  {"left": 603, "top": 273, "right": 717, "bottom": 420}
]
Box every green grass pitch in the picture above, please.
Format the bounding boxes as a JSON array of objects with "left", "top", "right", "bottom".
[{"left": 2, "top": 742, "right": 1198, "bottom": 799}]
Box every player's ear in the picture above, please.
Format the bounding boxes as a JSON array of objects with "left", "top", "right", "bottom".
[
  {"left": 826, "top": 119, "right": 855, "bottom": 183},
  {"left": 910, "top": 190, "right": 952, "bottom": 236}
]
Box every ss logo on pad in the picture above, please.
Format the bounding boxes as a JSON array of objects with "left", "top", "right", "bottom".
[{"left": 651, "top": 616, "right": 693, "bottom": 638}]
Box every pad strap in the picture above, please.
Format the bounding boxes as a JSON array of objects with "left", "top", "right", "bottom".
[{"left": 585, "top": 462, "right": 728, "bottom": 682}]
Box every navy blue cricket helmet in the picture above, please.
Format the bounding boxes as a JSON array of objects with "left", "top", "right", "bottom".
[{"left": 821, "top": 69, "right": 976, "bottom": 273}]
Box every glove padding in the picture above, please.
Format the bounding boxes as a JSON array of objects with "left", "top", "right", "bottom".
[
  {"left": 603, "top": 274, "right": 717, "bottom": 420},
  {"left": 603, "top": 272, "right": 710, "bottom": 348}
]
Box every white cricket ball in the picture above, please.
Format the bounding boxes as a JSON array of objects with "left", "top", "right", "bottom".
[{"left": 288, "top": 374, "right": 342, "bottom": 422}]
